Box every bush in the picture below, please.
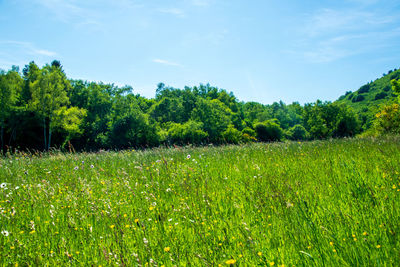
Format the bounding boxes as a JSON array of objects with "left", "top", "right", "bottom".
[
  {"left": 241, "top": 133, "right": 257, "bottom": 143},
  {"left": 110, "top": 113, "right": 160, "bottom": 148},
  {"left": 286, "top": 124, "right": 309, "bottom": 140},
  {"left": 358, "top": 84, "right": 370, "bottom": 94},
  {"left": 373, "top": 104, "right": 400, "bottom": 135},
  {"left": 374, "top": 92, "right": 387, "bottom": 100},
  {"left": 167, "top": 120, "right": 208, "bottom": 145},
  {"left": 352, "top": 94, "right": 365, "bottom": 103},
  {"left": 254, "top": 120, "right": 283, "bottom": 142},
  {"left": 347, "top": 93, "right": 354, "bottom": 100},
  {"left": 241, "top": 127, "right": 256, "bottom": 137},
  {"left": 222, "top": 125, "right": 242, "bottom": 144}
]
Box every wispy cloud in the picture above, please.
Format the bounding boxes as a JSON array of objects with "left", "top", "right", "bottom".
[
  {"left": 304, "top": 8, "right": 397, "bottom": 37},
  {"left": 291, "top": 5, "right": 400, "bottom": 63},
  {"left": 0, "top": 40, "right": 58, "bottom": 70},
  {"left": 182, "top": 29, "right": 229, "bottom": 47},
  {"left": 32, "top": 0, "right": 103, "bottom": 27},
  {"left": 0, "top": 41, "right": 57, "bottom": 57},
  {"left": 190, "top": 0, "right": 211, "bottom": 7},
  {"left": 33, "top": 49, "right": 57, "bottom": 57},
  {"left": 152, "top": 58, "right": 182, "bottom": 67},
  {"left": 158, "top": 8, "right": 185, "bottom": 18}
]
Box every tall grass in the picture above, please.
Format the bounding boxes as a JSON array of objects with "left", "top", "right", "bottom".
[{"left": 0, "top": 137, "right": 399, "bottom": 266}]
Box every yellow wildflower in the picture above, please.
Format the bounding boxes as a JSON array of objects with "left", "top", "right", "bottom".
[{"left": 226, "top": 259, "right": 236, "bottom": 265}]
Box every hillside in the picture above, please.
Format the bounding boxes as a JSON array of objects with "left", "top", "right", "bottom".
[{"left": 336, "top": 68, "right": 400, "bottom": 129}]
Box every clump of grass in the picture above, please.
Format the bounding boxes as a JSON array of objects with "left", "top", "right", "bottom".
[{"left": 0, "top": 137, "right": 399, "bottom": 265}]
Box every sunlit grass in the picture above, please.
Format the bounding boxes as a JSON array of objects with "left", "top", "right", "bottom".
[{"left": 0, "top": 137, "right": 399, "bottom": 265}]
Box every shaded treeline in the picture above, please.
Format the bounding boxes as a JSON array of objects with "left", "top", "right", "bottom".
[{"left": 0, "top": 61, "right": 361, "bottom": 151}]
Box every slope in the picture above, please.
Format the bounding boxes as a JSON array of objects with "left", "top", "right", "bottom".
[{"left": 336, "top": 68, "right": 400, "bottom": 129}]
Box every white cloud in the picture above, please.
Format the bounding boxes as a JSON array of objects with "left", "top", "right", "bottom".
[
  {"left": 304, "top": 8, "right": 396, "bottom": 37},
  {"left": 291, "top": 5, "right": 400, "bottom": 63},
  {"left": 33, "top": 49, "right": 57, "bottom": 57},
  {"left": 152, "top": 59, "right": 182, "bottom": 67},
  {"left": 0, "top": 41, "right": 57, "bottom": 57},
  {"left": 35, "top": 0, "right": 84, "bottom": 22},
  {"left": 32, "top": 0, "right": 106, "bottom": 28},
  {"left": 158, "top": 8, "right": 185, "bottom": 17},
  {"left": 182, "top": 29, "right": 229, "bottom": 47},
  {"left": 0, "top": 40, "right": 58, "bottom": 70},
  {"left": 191, "top": 0, "right": 211, "bottom": 7}
]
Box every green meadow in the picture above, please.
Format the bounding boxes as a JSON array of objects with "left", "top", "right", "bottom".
[{"left": 0, "top": 137, "right": 399, "bottom": 266}]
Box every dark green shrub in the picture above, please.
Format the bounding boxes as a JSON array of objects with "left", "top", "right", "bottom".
[
  {"left": 254, "top": 120, "right": 283, "bottom": 142},
  {"left": 352, "top": 94, "right": 365, "bottom": 102},
  {"left": 358, "top": 84, "right": 370, "bottom": 94},
  {"left": 374, "top": 92, "right": 387, "bottom": 100},
  {"left": 286, "top": 124, "right": 309, "bottom": 140},
  {"left": 222, "top": 125, "right": 242, "bottom": 144}
]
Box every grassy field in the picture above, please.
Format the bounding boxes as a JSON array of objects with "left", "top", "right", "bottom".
[{"left": 0, "top": 137, "right": 399, "bottom": 266}]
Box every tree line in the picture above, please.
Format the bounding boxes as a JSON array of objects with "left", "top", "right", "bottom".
[{"left": 0, "top": 60, "right": 378, "bottom": 152}]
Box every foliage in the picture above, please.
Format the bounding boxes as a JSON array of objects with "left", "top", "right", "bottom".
[
  {"left": 53, "top": 106, "right": 87, "bottom": 147},
  {"left": 336, "top": 68, "right": 400, "bottom": 129},
  {"left": 372, "top": 104, "right": 400, "bottom": 135},
  {"left": 374, "top": 92, "right": 387, "bottom": 100},
  {"left": 0, "top": 68, "right": 23, "bottom": 151},
  {"left": 222, "top": 124, "right": 243, "bottom": 144},
  {"left": 254, "top": 120, "right": 283, "bottom": 142},
  {"left": 368, "top": 78, "right": 400, "bottom": 136},
  {"left": 166, "top": 120, "right": 208, "bottom": 145},
  {"left": 29, "top": 63, "right": 71, "bottom": 150},
  {"left": 392, "top": 79, "right": 400, "bottom": 97},
  {"left": 285, "top": 124, "right": 309, "bottom": 140},
  {"left": 352, "top": 94, "right": 365, "bottom": 102},
  {"left": 0, "top": 61, "right": 397, "bottom": 151},
  {"left": 110, "top": 113, "right": 159, "bottom": 148},
  {"left": 191, "top": 98, "right": 232, "bottom": 142},
  {"left": 303, "top": 101, "right": 360, "bottom": 139}
]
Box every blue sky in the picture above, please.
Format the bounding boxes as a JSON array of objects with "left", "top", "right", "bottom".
[{"left": 1, "top": 0, "right": 400, "bottom": 104}]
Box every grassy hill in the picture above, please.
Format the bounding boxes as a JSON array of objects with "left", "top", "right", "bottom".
[{"left": 336, "top": 68, "right": 400, "bottom": 129}]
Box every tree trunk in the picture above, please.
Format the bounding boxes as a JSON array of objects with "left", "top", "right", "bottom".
[
  {"left": 48, "top": 123, "right": 52, "bottom": 151},
  {"left": 1, "top": 125, "right": 3, "bottom": 154},
  {"left": 43, "top": 118, "right": 47, "bottom": 151}
]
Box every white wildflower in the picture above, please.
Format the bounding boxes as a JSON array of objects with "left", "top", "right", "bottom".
[{"left": 1, "top": 230, "right": 9, "bottom": 236}]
